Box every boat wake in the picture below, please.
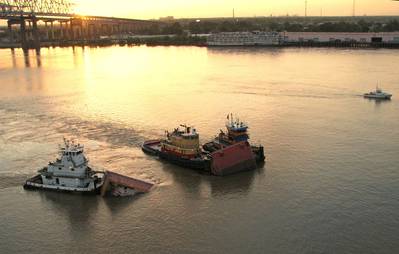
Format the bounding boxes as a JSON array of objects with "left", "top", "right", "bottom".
[
  {"left": 0, "top": 98, "right": 164, "bottom": 187},
  {"left": 229, "top": 90, "right": 361, "bottom": 99}
]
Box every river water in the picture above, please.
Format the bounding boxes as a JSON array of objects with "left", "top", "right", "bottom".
[{"left": 0, "top": 46, "right": 398, "bottom": 253}]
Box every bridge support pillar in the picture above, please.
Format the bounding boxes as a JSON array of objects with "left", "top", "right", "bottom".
[
  {"left": 69, "top": 20, "right": 73, "bottom": 40},
  {"left": 59, "top": 21, "right": 64, "bottom": 40},
  {"left": 88, "top": 24, "right": 95, "bottom": 40},
  {"left": 32, "top": 17, "right": 40, "bottom": 50},
  {"left": 60, "top": 21, "right": 71, "bottom": 40},
  {"left": 46, "top": 21, "right": 55, "bottom": 41},
  {"left": 20, "top": 19, "right": 28, "bottom": 50},
  {"left": 51, "top": 22, "right": 55, "bottom": 41},
  {"left": 7, "top": 20, "right": 13, "bottom": 43}
]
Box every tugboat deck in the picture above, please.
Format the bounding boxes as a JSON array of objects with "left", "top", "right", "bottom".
[{"left": 142, "top": 140, "right": 162, "bottom": 156}]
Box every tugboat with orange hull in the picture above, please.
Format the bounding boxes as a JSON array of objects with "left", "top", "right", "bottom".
[
  {"left": 203, "top": 114, "right": 265, "bottom": 163},
  {"left": 142, "top": 125, "right": 210, "bottom": 170},
  {"left": 143, "top": 120, "right": 263, "bottom": 175}
]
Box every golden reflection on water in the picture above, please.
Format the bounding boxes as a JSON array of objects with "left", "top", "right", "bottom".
[
  {"left": 0, "top": 46, "right": 398, "bottom": 142},
  {"left": 1, "top": 46, "right": 399, "bottom": 254}
]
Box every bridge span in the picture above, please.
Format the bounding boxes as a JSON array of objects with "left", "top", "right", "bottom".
[{"left": 0, "top": 0, "right": 158, "bottom": 49}]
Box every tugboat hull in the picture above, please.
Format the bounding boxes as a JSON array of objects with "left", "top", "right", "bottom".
[
  {"left": 141, "top": 140, "right": 162, "bottom": 156},
  {"left": 142, "top": 140, "right": 210, "bottom": 171},
  {"left": 364, "top": 94, "right": 392, "bottom": 100},
  {"left": 158, "top": 150, "right": 210, "bottom": 170},
  {"left": 23, "top": 174, "right": 104, "bottom": 194}
]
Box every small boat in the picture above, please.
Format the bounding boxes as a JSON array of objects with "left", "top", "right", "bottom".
[
  {"left": 203, "top": 114, "right": 265, "bottom": 163},
  {"left": 142, "top": 125, "right": 211, "bottom": 170},
  {"left": 24, "top": 138, "right": 105, "bottom": 194},
  {"left": 364, "top": 87, "right": 392, "bottom": 100}
]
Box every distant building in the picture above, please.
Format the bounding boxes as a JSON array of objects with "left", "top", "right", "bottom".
[
  {"left": 281, "top": 32, "right": 399, "bottom": 43},
  {"left": 159, "top": 16, "right": 175, "bottom": 22}
]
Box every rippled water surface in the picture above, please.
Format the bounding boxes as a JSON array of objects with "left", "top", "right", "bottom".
[{"left": 0, "top": 46, "right": 399, "bottom": 253}]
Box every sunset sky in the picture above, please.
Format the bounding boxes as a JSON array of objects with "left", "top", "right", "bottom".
[{"left": 72, "top": 0, "right": 399, "bottom": 19}]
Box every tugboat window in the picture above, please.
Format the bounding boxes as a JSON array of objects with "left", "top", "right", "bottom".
[{"left": 56, "top": 178, "right": 59, "bottom": 184}]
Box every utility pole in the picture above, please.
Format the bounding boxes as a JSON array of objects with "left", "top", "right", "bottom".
[
  {"left": 352, "top": 0, "right": 356, "bottom": 17},
  {"left": 305, "top": 0, "right": 308, "bottom": 17}
]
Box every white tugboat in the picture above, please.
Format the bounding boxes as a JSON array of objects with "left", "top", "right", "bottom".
[
  {"left": 24, "top": 139, "right": 105, "bottom": 194},
  {"left": 364, "top": 87, "right": 392, "bottom": 100}
]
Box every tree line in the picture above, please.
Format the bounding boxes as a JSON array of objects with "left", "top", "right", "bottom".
[{"left": 139, "top": 19, "right": 399, "bottom": 35}]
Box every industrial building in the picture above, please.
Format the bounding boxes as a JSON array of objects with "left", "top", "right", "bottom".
[{"left": 281, "top": 32, "right": 399, "bottom": 43}]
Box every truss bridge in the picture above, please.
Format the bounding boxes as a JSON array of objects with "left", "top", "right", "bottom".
[{"left": 0, "top": 0, "right": 157, "bottom": 49}]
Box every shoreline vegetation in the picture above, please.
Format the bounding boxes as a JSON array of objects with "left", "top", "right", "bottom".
[{"left": 0, "top": 35, "right": 208, "bottom": 49}]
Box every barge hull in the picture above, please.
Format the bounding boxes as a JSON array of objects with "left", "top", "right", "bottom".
[
  {"left": 211, "top": 141, "right": 257, "bottom": 176},
  {"left": 203, "top": 142, "right": 265, "bottom": 164},
  {"left": 142, "top": 140, "right": 209, "bottom": 170},
  {"left": 23, "top": 176, "right": 102, "bottom": 194},
  {"left": 158, "top": 151, "right": 209, "bottom": 170}
]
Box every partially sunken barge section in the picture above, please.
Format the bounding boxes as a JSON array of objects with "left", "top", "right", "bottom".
[{"left": 142, "top": 116, "right": 265, "bottom": 176}]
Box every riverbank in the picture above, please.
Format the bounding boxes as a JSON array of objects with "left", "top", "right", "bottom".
[
  {"left": 0, "top": 35, "right": 208, "bottom": 49},
  {"left": 2, "top": 36, "right": 399, "bottom": 49}
]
